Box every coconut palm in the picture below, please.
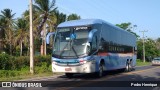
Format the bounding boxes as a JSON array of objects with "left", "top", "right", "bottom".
[
  {"left": 0, "top": 9, "right": 15, "bottom": 55},
  {"left": 33, "top": 0, "right": 57, "bottom": 55},
  {"left": 14, "top": 18, "right": 29, "bottom": 56},
  {"left": 34, "top": 0, "right": 57, "bottom": 33},
  {"left": 22, "top": 9, "right": 43, "bottom": 55},
  {"left": 0, "top": 17, "right": 6, "bottom": 52},
  {"left": 54, "top": 10, "right": 66, "bottom": 26},
  {"left": 0, "top": 17, "right": 6, "bottom": 38}
]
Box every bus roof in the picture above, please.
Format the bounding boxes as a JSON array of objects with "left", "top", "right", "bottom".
[
  {"left": 57, "top": 19, "right": 135, "bottom": 36},
  {"left": 57, "top": 19, "right": 103, "bottom": 27}
]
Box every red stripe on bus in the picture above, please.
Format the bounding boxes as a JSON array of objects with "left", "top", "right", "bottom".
[
  {"left": 98, "top": 52, "right": 109, "bottom": 56},
  {"left": 98, "top": 52, "right": 135, "bottom": 56}
]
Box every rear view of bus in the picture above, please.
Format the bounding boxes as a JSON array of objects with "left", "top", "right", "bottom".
[{"left": 47, "top": 19, "right": 137, "bottom": 78}]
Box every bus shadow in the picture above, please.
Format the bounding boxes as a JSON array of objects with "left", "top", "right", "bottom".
[
  {"left": 57, "top": 69, "right": 127, "bottom": 80},
  {"left": 57, "top": 67, "right": 160, "bottom": 82}
]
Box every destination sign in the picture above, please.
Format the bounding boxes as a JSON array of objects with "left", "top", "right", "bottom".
[{"left": 74, "top": 26, "right": 90, "bottom": 30}]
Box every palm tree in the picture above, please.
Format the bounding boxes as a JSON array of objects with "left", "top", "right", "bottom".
[
  {"left": 45, "top": 10, "right": 66, "bottom": 47},
  {"left": 14, "top": 18, "right": 29, "bottom": 56},
  {"left": 67, "top": 13, "right": 80, "bottom": 21},
  {"left": 0, "top": 18, "right": 6, "bottom": 52},
  {"left": 0, "top": 17, "right": 6, "bottom": 37},
  {"left": 0, "top": 9, "right": 15, "bottom": 55},
  {"left": 22, "top": 9, "right": 45, "bottom": 55},
  {"left": 0, "top": 17, "right": 6, "bottom": 52},
  {"left": 34, "top": 0, "right": 57, "bottom": 55},
  {"left": 55, "top": 10, "right": 66, "bottom": 26},
  {"left": 23, "top": 10, "right": 40, "bottom": 38},
  {"left": 34, "top": 0, "right": 57, "bottom": 33}
]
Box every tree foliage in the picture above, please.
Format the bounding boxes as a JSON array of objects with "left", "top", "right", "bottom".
[
  {"left": 14, "top": 18, "right": 29, "bottom": 56},
  {"left": 54, "top": 10, "right": 66, "bottom": 26},
  {"left": 0, "top": 9, "right": 15, "bottom": 55},
  {"left": 155, "top": 38, "right": 160, "bottom": 53},
  {"left": 0, "top": 0, "right": 81, "bottom": 56},
  {"left": 137, "top": 38, "right": 160, "bottom": 61},
  {"left": 33, "top": 0, "right": 57, "bottom": 34},
  {"left": 116, "top": 22, "right": 139, "bottom": 38},
  {"left": 67, "top": 13, "right": 81, "bottom": 21}
]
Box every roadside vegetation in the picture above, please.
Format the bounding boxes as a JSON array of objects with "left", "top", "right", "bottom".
[
  {"left": 0, "top": 0, "right": 79, "bottom": 81},
  {"left": 0, "top": 53, "right": 63, "bottom": 81},
  {"left": 0, "top": 53, "right": 152, "bottom": 81},
  {"left": 136, "top": 59, "right": 151, "bottom": 66},
  {"left": 0, "top": 53, "right": 51, "bottom": 80}
]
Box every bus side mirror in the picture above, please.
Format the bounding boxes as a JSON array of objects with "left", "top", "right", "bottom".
[{"left": 46, "top": 32, "right": 55, "bottom": 44}]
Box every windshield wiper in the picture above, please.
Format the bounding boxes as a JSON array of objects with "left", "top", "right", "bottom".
[
  {"left": 71, "top": 45, "right": 79, "bottom": 58},
  {"left": 70, "top": 35, "right": 79, "bottom": 58}
]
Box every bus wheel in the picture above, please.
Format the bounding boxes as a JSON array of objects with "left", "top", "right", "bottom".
[
  {"left": 125, "top": 61, "right": 132, "bottom": 72},
  {"left": 96, "top": 63, "right": 104, "bottom": 77},
  {"left": 65, "top": 73, "right": 73, "bottom": 78}
]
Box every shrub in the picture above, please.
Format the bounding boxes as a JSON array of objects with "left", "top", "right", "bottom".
[
  {"left": 14, "top": 56, "right": 30, "bottom": 70},
  {"left": 0, "top": 55, "right": 52, "bottom": 80},
  {"left": 0, "top": 54, "right": 51, "bottom": 71},
  {"left": 0, "top": 53, "right": 11, "bottom": 70},
  {"left": 35, "top": 62, "right": 49, "bottom": 74},
  {"left": 34, "top": 55, "right": 51, "bottom": 67}
]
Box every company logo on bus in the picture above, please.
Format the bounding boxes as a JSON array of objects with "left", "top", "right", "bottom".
[{"left": 74, "top": 26, "right": 90, "bottom": 30}]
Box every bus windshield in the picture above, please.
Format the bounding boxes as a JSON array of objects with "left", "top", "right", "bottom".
[{"left": 53, "top": 27, "right": 90, "bottom": 59}]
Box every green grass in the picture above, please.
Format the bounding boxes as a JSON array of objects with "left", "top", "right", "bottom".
[
  {"left": 136, "top": 59, "right": 151, "bottom": 66},
  {"left": 0, "top": 65, "right": 63, "bottom": 81},
  {"left": 0, "top": 70, "right": 63, "bottom": 81}
]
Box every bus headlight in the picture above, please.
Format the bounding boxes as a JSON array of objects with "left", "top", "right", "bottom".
[{"left": 79, "top": 60, "right": 87, "bottom": 64}]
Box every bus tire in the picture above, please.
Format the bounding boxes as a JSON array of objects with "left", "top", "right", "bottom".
[
  {"left": 95, "top": 63, "right": 104, "bottom": 78},
  {"left": 65, "top": 73, "right": 73, "bottom": 78},
  {"left": 125, "top": 61, "right": 132, "bottom": 72},
  {"left": 129, "top": 60, "right": 133, "bottom": 71}
]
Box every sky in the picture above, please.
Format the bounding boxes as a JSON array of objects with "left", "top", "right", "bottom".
[{"left": 0, "top": 0, "right": 160, "bottom": 39}]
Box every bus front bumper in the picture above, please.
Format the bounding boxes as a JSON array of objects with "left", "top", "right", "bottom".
[{"left": 52, "top": 61, "right": 96, "bottom": 73}]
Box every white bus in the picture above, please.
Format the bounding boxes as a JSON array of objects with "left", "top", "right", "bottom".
[{"left": 46, "top": 19, "right": 137, "bottom": 78}]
